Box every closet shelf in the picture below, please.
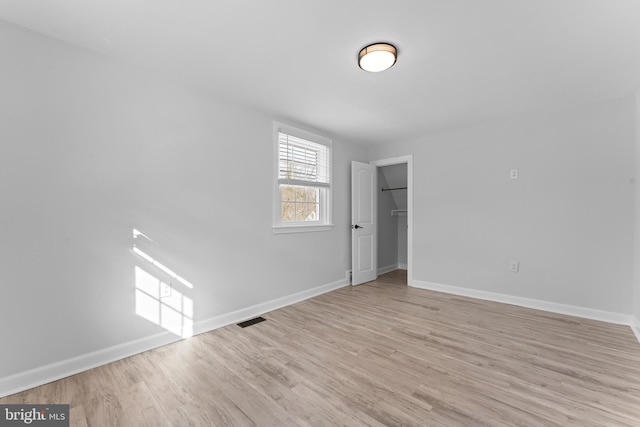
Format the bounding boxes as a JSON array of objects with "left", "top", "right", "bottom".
[{"left": 391, "top": 209, "right": 407, "bottom": 216}]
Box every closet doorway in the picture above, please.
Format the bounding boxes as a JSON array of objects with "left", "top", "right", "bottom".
[{"left": 371, "top": 155, "right": 413, "bottom": 285}]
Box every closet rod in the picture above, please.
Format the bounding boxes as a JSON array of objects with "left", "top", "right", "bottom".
[{"left": 381, "top": 186, "right": 407, "bottom": 191}]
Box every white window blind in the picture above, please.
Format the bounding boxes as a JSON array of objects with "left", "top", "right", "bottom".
[{"left": 278, "top": 132, "right": 330, "bottom": 188}]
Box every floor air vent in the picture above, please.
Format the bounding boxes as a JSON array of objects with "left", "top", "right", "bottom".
[{"left": 237, "top": 317, "right": 266, "bottom": 328}]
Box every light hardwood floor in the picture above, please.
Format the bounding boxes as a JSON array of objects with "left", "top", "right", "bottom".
[{"left": 3, "top": 270, "right": 640, "bottom": 426}]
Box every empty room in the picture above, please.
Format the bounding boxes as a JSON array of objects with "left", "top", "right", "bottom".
[{"left": 2, "top": 1, "right": 640, "bottom": 425}]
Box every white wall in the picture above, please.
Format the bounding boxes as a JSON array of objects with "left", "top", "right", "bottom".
[
  {"left": 370, "top": 96, "right": 636, "bottom": 315},
  {"left": 0, "top": 20, "right": 367, "bottom": 385}
]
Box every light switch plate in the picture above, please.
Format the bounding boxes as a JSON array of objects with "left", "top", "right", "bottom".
[{"left": 510, "top": 261, "right": 519, "bottom": 273}]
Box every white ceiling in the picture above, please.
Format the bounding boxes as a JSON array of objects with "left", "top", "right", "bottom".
[{"left": 1, "top": 0, "right": 640, "bottom": 145}]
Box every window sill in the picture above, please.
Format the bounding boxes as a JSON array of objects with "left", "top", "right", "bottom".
[{"left": 272, "top": 224, "right": 334, "bottom": 234}]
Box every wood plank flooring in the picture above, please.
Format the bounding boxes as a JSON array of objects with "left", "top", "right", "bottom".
[{"left": 3, "top": 270, "right": 640, "bottom": 426}]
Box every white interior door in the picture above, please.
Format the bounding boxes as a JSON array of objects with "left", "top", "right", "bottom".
[{"left": 351, "top": 161, "right": 377, "bottom": 285}]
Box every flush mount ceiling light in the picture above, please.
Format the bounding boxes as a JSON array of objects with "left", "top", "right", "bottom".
[{"left": 358, "top": 43, "right": 397, "bottom": 72}]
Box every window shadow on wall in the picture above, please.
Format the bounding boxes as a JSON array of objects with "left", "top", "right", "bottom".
[{"left": 132, "top": 229, "right": 193, "bottom": 338}]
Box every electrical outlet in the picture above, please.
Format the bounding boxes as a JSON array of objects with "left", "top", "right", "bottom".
[
  {"left": 161, "top": 282, "right": 172, "bottom": 298},
  {"left": 510, "top": 169, "right": 519, "bottom": 180},
  {"left": 509, "top": 261, "right": 519, "bottom": 273}
]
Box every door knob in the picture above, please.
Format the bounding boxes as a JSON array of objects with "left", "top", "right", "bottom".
[{"left": 352, "top": 224, "right": 363, "bottom": 229}]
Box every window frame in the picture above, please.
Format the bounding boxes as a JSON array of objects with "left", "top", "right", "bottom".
[{"left": 272, "top": 122, "right": 333, "bottom": 234}]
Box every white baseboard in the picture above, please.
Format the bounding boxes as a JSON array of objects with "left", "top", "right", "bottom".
[
  {"left": 0, "top": 278, "right": 348, "bottom": 398},
  {"left": 194, "top": 278, "right": 347, "bottom": 334},
  {"left": 0, "top": 330, "right": 183, "bottom": 399},
  {"left": 410, "top": 279, "right": 634, "bottom": 326},
  {"left": 398, "top": 263, "right": 408, "bottom": 270},
  {"left": 377, "top": 263, "right": 399, "bottom": 275}
]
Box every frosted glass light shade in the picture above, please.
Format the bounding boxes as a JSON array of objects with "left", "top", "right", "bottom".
[{"left": 358, "top": 43, "right": 397, "bottom": 72}]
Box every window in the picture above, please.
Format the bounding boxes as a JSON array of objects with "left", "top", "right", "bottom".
[{"left": 273, "top": 122, "right": 332, "bottom": 233}]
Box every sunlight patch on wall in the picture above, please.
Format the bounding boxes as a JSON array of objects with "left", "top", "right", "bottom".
[
  {"left": 134, "top": 267, "right": 193, "bottom": 338},
  {"left": 132, "top": 229, "right": 194, "bottom": 338},
  {"left": 132, "top": 246, "right": 194, "bottom": 289}
]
